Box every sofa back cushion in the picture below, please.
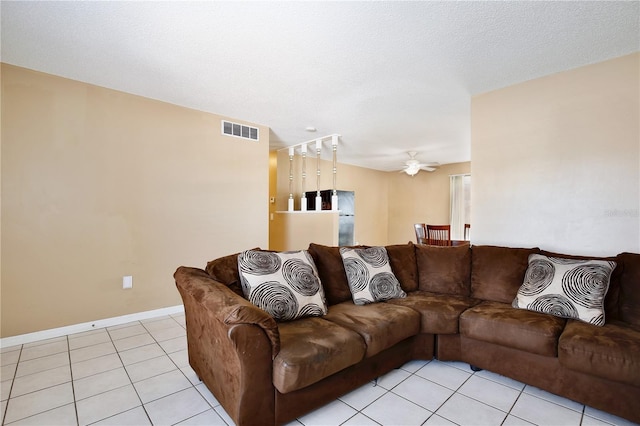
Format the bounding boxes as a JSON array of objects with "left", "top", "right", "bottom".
[
  {"left": 385, "top": 242, "right": 418, "bottom": 292},
  {"left": 308, "top": 243, "right": 353, "bottom": 305},
  {"left": 617, "top": 252, "right": 640, "bottom": 329},
  {"left": 205, "top": 251, "right": 246, "bottom": 297},
  {"left": 471, "top": 245, "right": 539, "bottom": 303},
  {"left": 416, "top": 244, "right": 471, "bottom": 296}
]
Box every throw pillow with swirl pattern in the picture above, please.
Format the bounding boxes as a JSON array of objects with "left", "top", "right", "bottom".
[
  {"left": 512, "top": 254, "right": 616, "bottom": 326},
  {"left": 238, "top": 250, "right": 327, "bottom": 321},
  {"left": 339, "top": 246, "right": 406, "bottom": 305}
]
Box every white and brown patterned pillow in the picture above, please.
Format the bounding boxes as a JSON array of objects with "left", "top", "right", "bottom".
[
  {"left": 339, "top": 246, "right": 406, "bottom": 305},
  {"left": 238, "top": 249, "right": 327, "bottom": 321},
  {"left": 513, "top": 254, "right": 616, "bottom": 326}
]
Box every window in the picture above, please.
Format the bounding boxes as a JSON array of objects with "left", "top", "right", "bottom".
[{"left": 450, "top": 174, "right": 471, "bottom": 240}]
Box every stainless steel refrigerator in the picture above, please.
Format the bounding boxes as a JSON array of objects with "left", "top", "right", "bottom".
[{"left": 305, "top": 190, "right": 355, "bottom": 246}]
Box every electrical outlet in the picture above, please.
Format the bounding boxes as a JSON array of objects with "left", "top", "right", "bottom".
[{"left": 123, "top": 275, "right": 133, "bottom": 289}]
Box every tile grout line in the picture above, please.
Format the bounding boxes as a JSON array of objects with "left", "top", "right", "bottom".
[
  {"left": 343, "top": 360, "right": 438, "bottom": 424},
  {"left": 335, "top": 359, "right": 466, "bottom": 426},
  {"left": 9, "top": 318, "right": 621, "bottom": 426},
  {"left": 107, "top": 321, "right": 153, "bottom": 426},
  {"left": 397, "top": 362, "right": 441, "bottom": 425},
  {"left": 137, "top": 318, "right": 177, "bottom": 424},
  {"left": 416, "top": 361, "right": 477, "bottom": 424},
  {"left": 101, "top": 316, "right": 216, "bottom": 425},
  {"left": 339, "top": 410, "right": 383, "bottom": 426},
  {"left": 501, "top": 387, "right": 526, "bottom": 426},
  {"left": 156, "top": 316, "right": 227, "bottom": 425},
  {"left": 336, "top": 361, "right": 422, "bottom": 424},
  {"left": 334, "top": 376, "right": 390, "bottom": 425},
  {"left": 75, "top": 321, "right": 162, "bottom": 425},
  {"left": 2, "top": 318, "right": 184, "bottom": 426},
  {"left": 66, "top": 323, "right": 142, "bottom": 425},
  {"left": 5, "top": 330, "right": 612, "bottom": 423},
  {"left": 400, "top": 360, "right": 445, "bottom": 422},
  {"left": 338, "top": 360, "right": 539, "bottom": 426},
  {"left": 2, "top": 344, "right": 23, "bottom": 424},
  {"left": 3, "top": 342, "right": 76, "bottom": 425},
  {"left": 151, "top": 316, "right": 230, "bottom": 424},
  {"left": 65, "top": 334, "right": 80, "bottom": 426},
  {"left": 457, "top": 368, "right": 523, "bottom": 422},
  {"left": 520, "top": 385, "right": 590, "bottom": 416},
  {"left": 408, "top": 361, "right": 446, "bottom": 426},
  {"left": 467, "top": 371, "right": 588, "bottom": 425}
]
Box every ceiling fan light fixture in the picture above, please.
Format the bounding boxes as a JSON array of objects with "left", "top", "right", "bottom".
[
  {"left": 405, "top": 164, "right": 420, "bottom": 176},
  {"left": 400, "top": 152, "right": 438, "bottom": 176}
]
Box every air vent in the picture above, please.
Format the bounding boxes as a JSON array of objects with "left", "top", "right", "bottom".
[{"left": 222, "top": 120, "right": 259, "bottom": 141}]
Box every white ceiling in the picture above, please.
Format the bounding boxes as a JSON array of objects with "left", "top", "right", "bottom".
[{"left": 2, "top": 1, "right": 638, "bottom": 171}]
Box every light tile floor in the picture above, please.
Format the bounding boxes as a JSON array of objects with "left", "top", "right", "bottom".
[{"left": 1, "top": 314, "right": 637, "bottom": 426}]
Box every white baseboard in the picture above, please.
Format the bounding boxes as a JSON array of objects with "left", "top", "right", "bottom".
[{"left": 0, "top": 305, "right": 185, "bottom": 348}]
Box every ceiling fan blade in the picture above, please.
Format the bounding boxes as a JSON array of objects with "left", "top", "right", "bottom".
[{"left": 420, "top": 166, "right": 436, "bottom": 172}]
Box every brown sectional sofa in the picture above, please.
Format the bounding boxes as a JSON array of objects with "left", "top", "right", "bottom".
[{"left": 174, "top": 243, "right": 640, "bottom": 425}]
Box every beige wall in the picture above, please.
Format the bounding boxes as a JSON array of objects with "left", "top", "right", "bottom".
[
  {"left": 387, "top": 162, "right": 471, "bottom": 245},
  {"left": 17, "top": 53, "right": 631, "bottom": 335},
  {"left": 268, "top": 150, "right": 279, "bottom": 249},
  {"left": 1, "top": 64, "right": 269, "bottom": 337},
  {"left": 272, "top": 150, "right": 389, "bottom": 246},
  {"left": 270, "top": 212, "right": 339, "bottom": 251},
  {"left": 471, "top": 53, "right": 639, "bottom": 256}
]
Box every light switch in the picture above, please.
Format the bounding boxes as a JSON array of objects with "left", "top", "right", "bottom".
[{"left": 123, "top": 275, "right": 133, "bottom": 289}]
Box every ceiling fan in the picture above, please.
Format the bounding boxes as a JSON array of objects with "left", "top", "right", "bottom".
[{"left": 400, "top": 152, "right": 439, "bottom": 176}]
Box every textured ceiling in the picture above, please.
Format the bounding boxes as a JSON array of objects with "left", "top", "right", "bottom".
[{"left": 2, "top": 1, "right": 638, "bottom": 171}]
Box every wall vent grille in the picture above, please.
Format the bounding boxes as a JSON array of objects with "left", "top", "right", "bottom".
[{"left": 222, "top": 120, "right": 259, "bottom": 141}]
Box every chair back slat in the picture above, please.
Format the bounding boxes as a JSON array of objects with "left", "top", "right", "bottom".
[{"left": 426, "top": 224, "right": 451, "bottom": 246}]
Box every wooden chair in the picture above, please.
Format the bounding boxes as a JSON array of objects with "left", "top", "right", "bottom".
[
  {"left": 414, "top": 223, "right": 427, "bottom": 244},
  {"left": 464, "top": 223, "right": 471, "bottom": 241},
  {"left": 426, "top": 224, "right": 451, "bottom": 246}
]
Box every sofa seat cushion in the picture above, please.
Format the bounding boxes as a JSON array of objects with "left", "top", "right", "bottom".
[
  {"left": 322, "top": 301, "right": 420, "bottom": 357},
  {"left": 387, "top": 291, "right": 479, "bottom": 334},
  {"left": 460, "top": 300, "right": 566, "bottom": 357},
  {"left": 273, "top": 317, "right": 366, "bottom": 394},
  {"left": 558, "top": 320, "right": 640, "bottom": 387}
]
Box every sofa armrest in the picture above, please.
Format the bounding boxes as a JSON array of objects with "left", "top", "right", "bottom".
[
  {"left": 174, "top": 266, "right": 280, "bottom": 357},
  {"left": 175, "top": 266, "right": 277, "bottom": 425}
]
